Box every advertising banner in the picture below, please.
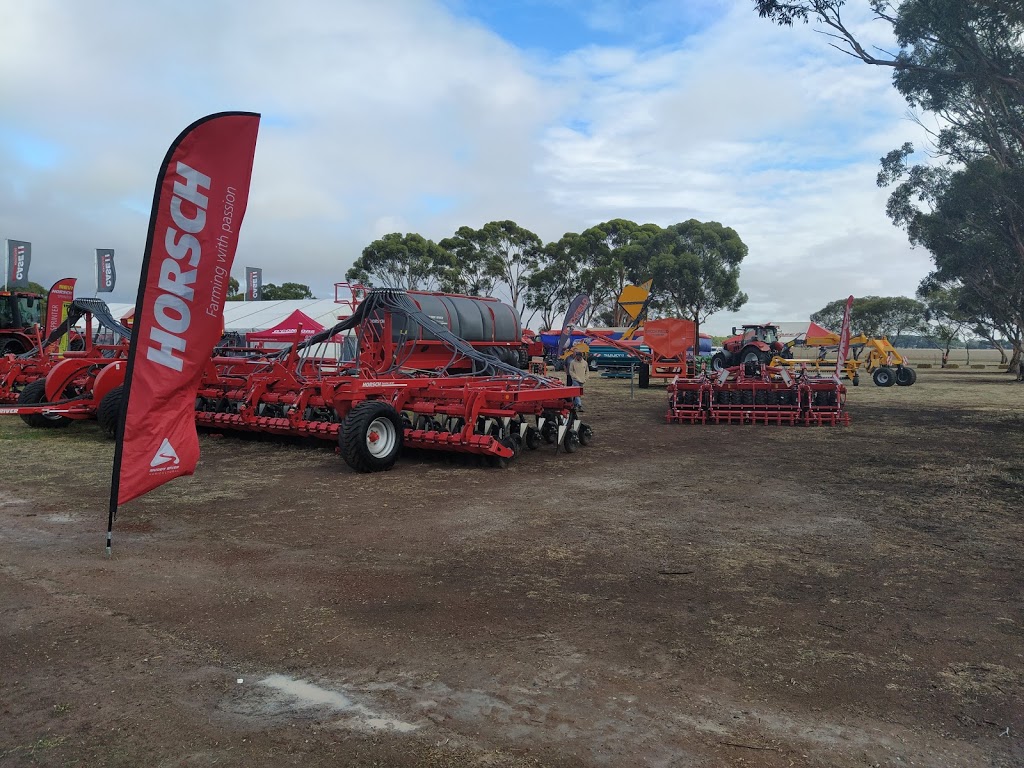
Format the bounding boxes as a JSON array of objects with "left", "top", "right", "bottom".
[
  {"left": 245, "top": 266, "right": 262, "bottom": 301},
  {"left": 556, "top": 294, "right": 590, "bottom": 357},
  {"left": 96, "top": 249, "right": 116, "bottom": 292},
  {"left": 4, "top": 239, "right": 31, "bottom": 289},
  {"left": 107, "top": 111, "right": 260, "bottom": 539},
  {"left": 44, "top": 278, "right": 77, "bottom": 353}
]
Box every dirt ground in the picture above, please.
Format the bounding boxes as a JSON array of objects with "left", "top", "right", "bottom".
[{"left": 1, "top": 358, "right": 1022, "bottom": 767}]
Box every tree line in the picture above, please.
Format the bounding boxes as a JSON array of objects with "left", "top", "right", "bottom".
[
  {"left": 754, "top": 0, "right": 1024, "bottom": 370},
  {"left": 345, "top": 218, "right": 749, "bottom": 335}
]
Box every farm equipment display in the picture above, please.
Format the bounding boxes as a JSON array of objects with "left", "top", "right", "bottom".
[
  {"left": 667, "top": 296, "right": 855, "bottom": 426},
  {"left": 184, "top": 288, "right": 591, "bottom": 472},
  {"left": 666, "top": 361, "right": 849, "bottom": 426},
  {"left": 0, "top": 298, "right": 131, "bottom": 425},
  {"left": 774, "top": 333, "right": 916, "bottom": 387},
  {"left": 561, "top": 318, "right": 698, "bottom": 388}
]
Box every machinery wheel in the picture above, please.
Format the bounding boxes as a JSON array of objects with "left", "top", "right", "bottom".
[
  {"left": 339, "top": 401, "right": 403, "bottom": 473},
  {"left": 740, "top": 346, "right": 766, "bottom": 365},
  {"left": 872, "top": 366, "right": 896, "bottom": 387},
  {"left": 895, "top": 366, "right": 917, "bottom": 386},
  {"left": 578, "top": 423, "right": 593, "bottom": 446},
  {"left": 541, "top": 419, "right": 558, "bottom": 444},
  {"left": 1, "top": 339, "right": 26, "bottom": 356},
  {"left": 563, "top": 430, "right": 580, "bottom": 453},
  {"left": 489, "top": 437, "right": 519, "bottom": 468},
  {"left": 17, "top": 379, "right": 71, "bottom": 429},
  {"left": 710, "top": 352, "right": 728, "bottom": 371},
  {"left": 852, "top": 374, "right": 860, "bottom": 387},
  {"left": 524, "top": 426, "right": 541, "bottom": 450},
  {"left": 638, "top": 363, "right": 650, "bottom": 389},
  {"left": 68, "top": 335, "right": 86, "bottom": 352},
  {"left": 97, "top": 384, "right": 125, "bottom": 439}
]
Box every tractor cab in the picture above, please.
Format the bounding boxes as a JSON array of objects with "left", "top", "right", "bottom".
[
  {"left": 0, "top": 291, "right": 43, "bottom": 330},
  {"left": 732, "top": 324, "right": 779, "bottom": 347}
]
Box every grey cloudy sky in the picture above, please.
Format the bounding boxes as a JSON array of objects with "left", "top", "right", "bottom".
[{"left": 0, "top": 0, "right": 933, "bottom": 332}]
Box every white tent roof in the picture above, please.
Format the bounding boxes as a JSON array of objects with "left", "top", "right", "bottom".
[{"left": 88, "top": 299, "right": 352, "bottom": 333}]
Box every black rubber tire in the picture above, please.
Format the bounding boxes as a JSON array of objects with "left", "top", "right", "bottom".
[
  {"left": 872, "top": 366, "right": 896, "bottom": 387},
  {"left": 638, "top": 363, "right": 650, "bottom": 389},
  {"left": 740, "top": 346, "right": 766, "bottom": 365},
  {"left": 97, "top": 385, "right": 125, "bottom": 439},
  {"left": 17, "top": 379, "right": 71, "bottom": 429},
  {"left": 339, "top": 401, "right": 403, "bottom": 473},
  {"left": 852, "top": 374, "right": 860, "bottom": 387},
  {"left": 68, "top": 335, "right": 86, "bottom": 352},
  {"left": 541, "top": 419, "right": 557, "bottom": 444},
  {"left": 563, "top": 431, "right": 580, "bottom": 454},
  {"left": 1, "top": 339, "right": 26, "bottom": 356},
  {"left": 895, "top": 366, "right": 917, "bottom": 386},
  {"left": 578, "top": 423, "right": 593, "bottom": 446},
  {"left": 710, "top": 352, "right": 729, "bottom": 371},
  {"left": 524, "top": 426, "right": 541, "bottom": 450}
]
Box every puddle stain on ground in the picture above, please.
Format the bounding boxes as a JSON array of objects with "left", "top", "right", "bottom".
[{"left": 257, "top": 674, "right": 419, "bottom": 733}]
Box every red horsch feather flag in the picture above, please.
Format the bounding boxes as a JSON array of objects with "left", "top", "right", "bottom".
[{"left": 107, "top": 112, "right": 260, "bottom": 553}]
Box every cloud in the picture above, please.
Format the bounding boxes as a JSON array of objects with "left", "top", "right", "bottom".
[{"left": 1, "top": 0, "right": 933, "bottom": 331}]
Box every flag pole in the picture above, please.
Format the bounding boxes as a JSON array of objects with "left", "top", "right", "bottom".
[{"left": 104, "top": 125, "right": 178, "bottom": 556}]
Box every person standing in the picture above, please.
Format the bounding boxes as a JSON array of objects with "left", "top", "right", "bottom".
[{"left": 567, "top": 349, "right": 589, "bottom": 410}]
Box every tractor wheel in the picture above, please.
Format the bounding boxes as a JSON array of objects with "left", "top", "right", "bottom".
[
  {"left": 1, "top": 339, "right": 26, "bottom": 356},
  {"left": 578, "top": 423, "right": 594, "bottom": 446},
  {"left": 563, "top": 430, "right": 580, "bottom": 454},
  {"left": 852, "top": 374, "right": 860, "bottom": 387},
  {"left": 895, "top": 366, "right": 917, "bottom": 386},
  {"left": 638, "top": 363, "right": 650, "bottom": 389},
  {"left": 97, "top": 385, "right": 125, "bottom": 439},
  {"left": 872, "top": 366, "right": 896, "bottom": 387},
  {"left": 339, "top": 401, "right": 403, "bottom": 473},
  {"left": 17, "top": 379, "right": 71, "bottom": 429},
  {"left": 740, "top": 346, "right": 766, "bottom": 366},
  {"left": 710, "top": 352, "right": 728, "bottom": 371}
]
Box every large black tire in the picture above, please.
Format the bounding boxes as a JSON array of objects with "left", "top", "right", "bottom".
[
  {"left": 1, "top": 338, "right": 26, "bottom": 356},
  {"left": 97, "top": 385, "right": 125, "bottom": 439},
  {"left": 17, "top": 379, "right": 71, "bottom": 429},
  {"left": 872, "top": 366, "right": 896, "bottom": 387},
  {"left": 710, "top": 352, "right": 728, "bottom": 371},
  {"left": 895, "top": 366, "right": 917, "bottom": 386},
  {"left": 740, "top": 346, "right": 767, "bottom": 365},
  {"left": 638, "top": 363, "right": 650, "bottom": 389},
  {"left": 339, "top": 401, "right": 403, "bottom": 473}
]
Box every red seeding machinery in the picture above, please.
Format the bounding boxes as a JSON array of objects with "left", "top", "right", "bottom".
[
  {"left": 0, "top": 299, "right": 131, "bottom": 427},
  {"left": 190, "top": 288, "right": 592, "bottom": 472},
  {"left": 666, "top": 361, "right": 850, "bottom": 426}
]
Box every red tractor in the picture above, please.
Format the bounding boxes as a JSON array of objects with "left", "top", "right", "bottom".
[
  {"left": 710, "top": 324, "right": 785, "bottom": 370},
  {"left": 0, "top": 290, "right": 45, "bottom": 355}
]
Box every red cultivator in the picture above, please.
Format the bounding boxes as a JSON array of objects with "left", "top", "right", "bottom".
[
  {"left": 192, "top": 289, "right": 592, "bottom": 471},
  {"left": 666, "top": 362, "right": 850, "bottom": 426}
]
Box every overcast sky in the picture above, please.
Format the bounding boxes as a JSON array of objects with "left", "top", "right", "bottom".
[{"left": 0, "top": 0, "right": 934, "bottom": 333}]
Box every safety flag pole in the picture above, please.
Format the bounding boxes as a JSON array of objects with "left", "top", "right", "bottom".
[{"left": 106, "top": 111, "right": 260, "bottom": 556}]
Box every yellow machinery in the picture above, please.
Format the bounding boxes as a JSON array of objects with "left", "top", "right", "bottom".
[{"left": 772, "top": 332, "right": 916, "bottom": 387}]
